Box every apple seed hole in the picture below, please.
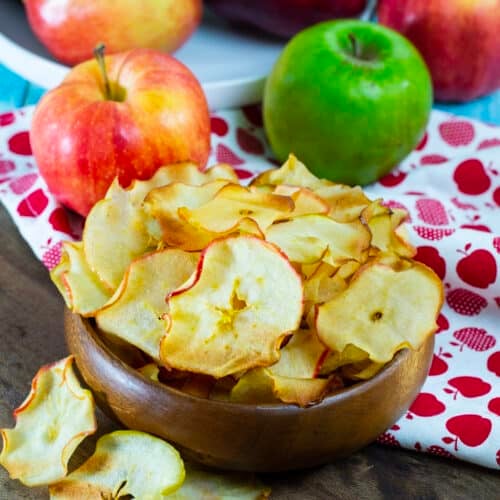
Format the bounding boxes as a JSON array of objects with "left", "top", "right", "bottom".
[{"left": 371, "top": 311, "right": 383, "bottom": 322}]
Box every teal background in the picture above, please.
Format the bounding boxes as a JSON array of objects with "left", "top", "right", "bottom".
[{"left": 0, "top": 61, "right": 499, "bottom": 123}]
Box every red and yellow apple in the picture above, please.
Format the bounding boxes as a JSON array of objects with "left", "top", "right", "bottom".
[
  {"left": 23, "top": 0, "right": 202, "bottom": 65},
  {"left": 31, "top": 48, "right": 211, "bottom": 216},
  {"left": 378, "top": 0, "right": 500, "bottom": 102}
]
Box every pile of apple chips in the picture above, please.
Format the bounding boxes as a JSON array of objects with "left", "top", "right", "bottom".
[{"left": 52, "top": 155, "right": 444, "bottom": 407}]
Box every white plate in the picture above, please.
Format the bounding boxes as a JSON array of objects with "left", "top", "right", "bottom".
[{"left": 0, "top": 1, "right": 285, "bottom": 110}]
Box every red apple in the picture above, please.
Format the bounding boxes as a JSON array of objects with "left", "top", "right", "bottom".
[
  {"left": 456, "top": 248, "right": 497, "bottom": 289},
  {"left": 206, "top": 0, "right": 367, "bottom": 38},
  {"left": 24, "top": 0, "right": 202, "bottom": 65},
  {"left": 31, "top": 48, "right": 211, "bottom": 216},
  {"left": 378, "top": 0, "right": 500, "bottom": 102}
]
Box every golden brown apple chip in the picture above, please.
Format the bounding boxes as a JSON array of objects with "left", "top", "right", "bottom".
[
  {"left": 96, "top": 249, "right": 199, "bottom": 360},
  {"left": 49, "top": 430, "right": 185, "bottom": 499},
  {"left": 316, "top": 260, "right": 444, "bottom": 362},
  {"left": 273, "top": 185, "right": 329, "bottom": 218},
  {"left": 0, "top": 356, "right": 96, "bottom": 486},
  {"left": 314, "top": 184, "right": 371, "bottom": 222},
  {"left": 161, "top": 236, "right": 303, "bottom": 378},
  {"left": 318, "top": 344, "right": 369, "bottom": 376}
]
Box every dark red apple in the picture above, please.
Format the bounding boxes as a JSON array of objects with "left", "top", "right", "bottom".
[
  {"left": 206, "top": 0, "right": 368, "bottom": 38},
  {"left": 378, "top": 0, "right": 500, "bottom": 102},
  {"left": 456, "top": 249, "right": 497, "bottom": 289}
]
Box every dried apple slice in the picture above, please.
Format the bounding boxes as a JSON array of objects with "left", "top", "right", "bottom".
[
  {"left": 179, "top": 184, "right": 294, "bottom": 233},
  {"left": 251, "top": 154, "right": 332, "bottom": 190},
  {"left": 166, "top": 463, "right": 271, "bottom": 499},
  {"left": 161, "top": 236, "right": 303, "bottom": 378},
  {"left": 137, "top": 363, "right": 160, "bottom": 382},
  {"left": 314, "top": 184, "right": 371, "bottom": 222},
  {"left": 342, "top": 359, "right": 386, "bottom": 381},
  {"left": 0, "top": 356, "right": 96, "bottom": 486},
  {"left": 265, "top": 214, "right": 371, "bottom": 266},
  {"left": 49, "top": 430, "right": 184, "bottom": 499},
  {"left": 53, "top": 242, "right": 112, "bottom": 316},
  {"left": 96, "top": 249, "right": 199, "bottom": 360},
  {"left": 316, "top": 260, "right": 444, "bottom": 362},
  {"left": 273, "top": 185, "right": 329, "bottom": 218},
  {"left": 318, "top": 344, "right": 369, "bottom": 376}
]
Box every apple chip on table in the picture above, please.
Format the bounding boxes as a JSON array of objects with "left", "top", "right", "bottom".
[{"left": 49, "top": 156, "right": 443, "bottom": 407}]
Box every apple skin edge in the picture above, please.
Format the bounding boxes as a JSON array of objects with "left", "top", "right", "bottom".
[
  {"left": 264, "top": 20, "right": 433, "bottom": 186},
  {"left": 30, "top": 49, "right": 211, "bottom": 217},
  {"left": 378, "top": 0, "right": 500, "bottom": 102}
]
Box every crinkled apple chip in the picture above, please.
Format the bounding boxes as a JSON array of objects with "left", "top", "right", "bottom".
[
  {"left": 318, "top": 344, "right": 369, "bottom": 376},
  {"left": 251, "top": 154, "right": 332, "bottom": 190},
  {"left": 342, "top": 359, "right": 386, "bottom": 381},
  {"left": 273, "top": 185, "right": 329, "bottom": 218},
  {"left": 144, "top": 180, "right": 233, "bottom": 250},
  {"left": 52, "top": 242, "right": 112, "bottom": 316},
  {"left": 314, "top": 184, "right": 371, "bottom": 223},
  {"left": 49, "top": 430, "right": 185, "bottom": 499},
  {"left": 96, "top": 249, "right": 199, "bottom": 360},
  {"left": 0, "top": 356, "right": 96, "bottom": 486},
  {"left": 316, "top": 260, "right": 444, "bottom": 362},
  {"left": 166, "top": 463, "right": 271, "bottom": 499},
  {"left": 161, "top": 236, "right": 303, "bottom": 378},
  {"left": 265, "top": 214, "right": 371, "bottom": 266},
  {"left": 179, "top": 184, "right": 294, "bottom": 233}
]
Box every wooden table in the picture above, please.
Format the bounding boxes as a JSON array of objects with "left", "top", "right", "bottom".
[{"left": 1, "top": 205, "right": 499, "bottom": 499}]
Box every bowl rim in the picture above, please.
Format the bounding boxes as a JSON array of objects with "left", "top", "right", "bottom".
[{"left": 69, "top": 311, "right": 433, "bottom": 414}]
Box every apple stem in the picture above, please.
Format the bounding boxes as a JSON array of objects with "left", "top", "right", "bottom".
[
  {"left": 348, "top": 33, "right": 360, "bottom": 59},
  {"left": 94, "top": 43, "right": 112, "bottom": 100}
]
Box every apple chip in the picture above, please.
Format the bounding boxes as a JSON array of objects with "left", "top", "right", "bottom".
[
  {"left": 137, "top": 363, "right": 160, "bottom": 382},
  {"left": 342, "top": 360, "right": 386, "bottom": 381},
  {"left": 251, "top": 154, "right": 332, "bottom": 190},
  {"left": 318, "top": 344, "right": 369, "bottom": 376},
  {"left": 52, "top": 242, "right": 112, "bottom": 316},
  {"left": 161, "top": 236, "right": 303, "bottom": 378},
  {"left": 0, "top": 356, "right": 96, "bottom": 486},
  {"left": 179, "top": 184, "right": 294, "bottom": 233},
  {"left": 273, "top": 185, "right": 330, "bottom": 218},
  {"left": 96, "top": 249, "right": 199, "bottom": 360},
  {"left": 315, "top": 184, "right": 371, "bottom": 223},
  {"left": 49, "top": 430, "right": 184, "bottom": 499},
  {"left": 265, "top": 214, "right": 371, "bottom": 266},
  {"left": 316, "top": 260, "right": 444, "bottom": 362},
  {"left": 166, "top": 463, "right": 271, "bottom": 499}
]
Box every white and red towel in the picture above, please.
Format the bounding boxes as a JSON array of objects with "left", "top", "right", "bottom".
[{"left": 1, "top": 106, "right": 498, "bottom": 469}]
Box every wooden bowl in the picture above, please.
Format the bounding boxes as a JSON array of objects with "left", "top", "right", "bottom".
[{"left": 65, "top": 310, "right": 434, "bottom": 472}]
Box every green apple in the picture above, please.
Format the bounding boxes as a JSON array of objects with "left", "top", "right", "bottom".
[{"left": 263, "top": 20, "right": 432, "bottom": 186}]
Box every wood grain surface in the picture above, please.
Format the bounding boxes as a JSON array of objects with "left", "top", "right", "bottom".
[{"left": 1, "top": 204, "right": 499, "bottom": 499}]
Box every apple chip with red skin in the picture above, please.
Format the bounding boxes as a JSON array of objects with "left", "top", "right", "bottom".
[
  {"left": 50, "top": 242, "right": 112, "bottom": 317},
  {"left": 49, "top": 430, "right": 185, "bottom": 499},
  {"left": 96, "top": 249, "right": 199, "bottom": 360},
  {"left": 315, "top": 260, "right": 444, "bottom": 363},
  {"left": 161, "top": 236, "right": 303, "bottom": 378},
  {"left": 0, "top": 356, "right": 96, "bottom": 487}
]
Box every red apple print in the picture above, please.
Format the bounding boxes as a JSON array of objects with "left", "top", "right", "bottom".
[
  {"left": 487, "top": 351, "right": 500, "bottom": 376},
  {"left": 445, "top": 414, "right": 492, "bottom": 448},
  {"left": 210, "top": 116, "right": 229, "bottom": 137},
  {"left": 215, "top": 144, "right": 244, "bottom": 166},
  {"left": 488, "top": 397, "right": 500, "bottom": 416},
  {"left": 426, "top": 445, "right": 454, "bottom": 459},
  {"left": 497, "top": 449, "right": 500, "bottom": 467},
  {"left": 451, "top": 197, "right": 477, "bottom": 210},
  {"left": 378, "top": 170, "right": 407, "bottom": 187},
  {"left": 16, "top": 189, "right": 49, "bottom": 217},
  {"left": 0, "top": 159, "right": 15, "bottom": 174},
  {"left": 420, "top": 154, "right": 449, "bottom": 165},
  {"left": 9, "top": 173, "right": 38, "bottom": 195},
  {"left": 408, "top": 393, "right": 446, "bottom": 417},
  {"left": 477, "top": 138, "right": 500, "bottom": 150},
  {"left": 242, "top": 104, "right": 263, "bottom": 127},
  {"left": 493, "top": 187, "right": 500, "bottom": 207},
  {"left": 446, "top": 288, "right": 487, "bottom": 316},
  {"left": 415, "top": 132, "right": 428, "bottom": 151},
  {"left": 453, "top": 328, "right": 496, "bottom": 352},
  {"left": 453, "top": 159, "right": 491, "bottom": 195},
  {"left": 494, "top": 237, "right": 500, "bottom": 254},
  {"left": 447, "top": 376, "right": 491, "bottom": 399},
  {"left": 41, "top": 241, "right": 63, "bottom": 270},
  {"left": 8, "top": 131, "right": 32, "bottom": 155},
  {"left": 436, "top": 314, "right": 449, "bottom": 333},
  {"left": 377, "top": 432, "right": 400, "bottom": 447},
  {"left": 234, "top": 168, "right": 254, "bottom": 180},
  {"left": 414, "top": 226, "right": 455, "bottom": 241},
  {"left": 439, "top": 120, "right": 475, "bottom": 146},
  {"left": 48, "top": 207, "right": 75, "bottom": 236},
  {"left": 0, "top": 112, "right": 15, "bottom": 126},
  {"left": 456, "top": 248, "right": 497, "bottom": 289},
  {"left": 459, "top": 224, "right": 491, "bottom": 232},
  {"left": 414, "top": 246, "right": 446, "bottom": 280},
  {"left": 416, "top": 198, "right": 448, "bottom": 225},
  {"left": 236, "top": 128, "right": 264, "bottom": 155},
  {"left": 429, "top": 354, "right": 448, "bottom": 376}
]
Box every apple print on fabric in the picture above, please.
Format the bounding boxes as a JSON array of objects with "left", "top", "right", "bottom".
[{"left": 0, "top": 107, "right": 499, "bottom": 470}]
